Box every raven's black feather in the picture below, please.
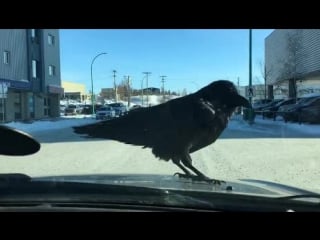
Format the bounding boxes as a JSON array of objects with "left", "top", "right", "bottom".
[{"left": 73, "top": 80, "right": 251, "bottom": 182}]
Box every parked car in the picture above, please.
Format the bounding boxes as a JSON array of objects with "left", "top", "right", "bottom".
[
  {"left": 107, "top": 103, "right": 128, "bottom": 116},
  {"left": 277, "top": 97, "right": 313, "bottom": 120},
  {"left": 283, "top": 96, "right": 320, "bottom": 122},
  {"left": 64, "top": 104, "right": 82, "bottom": 116},
  {"left": 262, "top": 98, "right": 296, "bottom": 119},
  {"left": 252, "top": 99, "right": 273, "bottom": 112},
  {"left": 299, "top": 105, "right": 320, "bottom": 123},
  {"left": 95, "top": 106, "right": 116, "bottom": 120},
  {"left": 60, "top": 104, "right": 66, "bottom": 115},
  {"left": 130, "top": 104, "right": 142, "bottom": 111}
]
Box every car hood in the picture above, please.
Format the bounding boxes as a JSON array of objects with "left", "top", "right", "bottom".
[{"left": 34, "top": 173, "right": 320, "bottom": 197}]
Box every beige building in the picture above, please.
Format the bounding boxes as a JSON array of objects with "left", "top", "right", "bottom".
[{"left": 61, "top": 81, "right": 88, "bottom": 102}]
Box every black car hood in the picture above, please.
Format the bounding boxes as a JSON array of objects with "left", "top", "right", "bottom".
[
  {"left": 34, "top": 173, "right": 319, "bottom": 197},
  {"left": 1, "top": 173, "right": 320, "bottom": 211}
]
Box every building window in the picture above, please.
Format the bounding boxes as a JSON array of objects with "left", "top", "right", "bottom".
[
  {"left": 31, "top": 29, "right": 39, "bottom": 43},
  {"left": 32, "top": 60, "right": 37, "bottom": 78},
  {"left": 48, "top": 34, "right": 55, "bottom": 45},
  {"left": 31, "top": 29, "right": 36, "bottom": 38},
  {"left": 3, "top": 51, "right": 10, "bottom": 64},
  {"left": 49, "top": 65, "right": 55, "bottom": 76}
]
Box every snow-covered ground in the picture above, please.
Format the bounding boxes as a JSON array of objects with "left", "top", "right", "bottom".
[
  {"left": 227, "top": 114, "right": 320, "bottom": 138},
  {"left": 5, "top": 113, "right": 320, "bottom": 137},
  {"left": 1, "top": 113, "right": 320, "bottom": 193},
  {"left": 5, "top": 115, "right": 96, "bottom": 133}
]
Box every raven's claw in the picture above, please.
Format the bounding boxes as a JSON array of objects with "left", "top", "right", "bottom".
[{"left": 174, "top": 172, "right": 225, "bottom": 185}]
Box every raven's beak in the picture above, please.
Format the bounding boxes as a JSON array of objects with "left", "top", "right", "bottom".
[
  {"left": 0, "top": 125, "right": 41, "bottom": 156},
  {"left": 232, "top": 94, "right": 252, "bottom": 109}
]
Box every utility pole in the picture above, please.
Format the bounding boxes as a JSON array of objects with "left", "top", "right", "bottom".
[
  {"left": 237, "top": 77, "right": 240, "bottom": 92},
  {"left": 1, "top": 83, "right": 4, "bottom": 123},
  {"left": 113, "top": 70, "right": 117, "bottom": 102},
  {"left": 248, "top": 29, "right": 254, "bottom": 125},
  {"left": 127, "top": 75, "right": 131, "bottom": 108},
  {"left": 141, "top": 77, "right": 144, "bottom": 106},
  {"left": 142, "top": 72, "right": 151, "bottom": 106},
  {"left": 249, "top": 29, "right": 252, "bottom": 106},
  {"left": 264, "top": 65, "right": 267, "bottom": 100},
  {"left": 160, "top": 75, "right": 167, "bottom": 101}
]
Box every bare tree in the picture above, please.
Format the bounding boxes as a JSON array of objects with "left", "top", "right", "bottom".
[
  {"left": 279, "top": 30, "right": 303, "bottom": 101},
  {"left": 259, "top": 60, "right": 274, "bottom": 100},
  {"left": 117, "top": 79, "right": 129, "bottom": 101}
]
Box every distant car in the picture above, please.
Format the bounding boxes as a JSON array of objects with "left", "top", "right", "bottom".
[
  {"left": 107, "top": 103, "right": 128, "bottom": 116},
  {"left": 95, "top": 106, "right": 116, "bottom": 120},
  {"left": 60, "top": 104, "right": 66, "bottom": 115},
  {"left": 64, "top": 105, "right": 82, "bottom": 116},
  {"left": 130, "top": 105, "right": 142, "bottom": 110}
]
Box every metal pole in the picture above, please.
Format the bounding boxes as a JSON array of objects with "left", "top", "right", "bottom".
[
  {"left": 91, "top": 52, "right": 107, "bottom": 116},
  {"left": 141, "top": 77, "right": 144, "bottom": 106},
  {"left": 1, "top": 83, "right": 4, "bottom": 122},
  {"left": 143, "top": 72, "right": 151, "bottom": 106},
  {"left": 237, "top": 77, "right": 240, "bottom": 92},
  {"left": 264, "top": 65, "right": 267, "bottom": 100},
  {"left": 249, "top": 29, "right": 252, "bottom": 105},
  {"left": 113, "top": 70, "right": 117, "bottom": 102},
  {"left": 160, "top": 75, "right": 167, "bottom": 101},
  {"left": 127, "top": 76, "right": 131, "bottom": 108}
]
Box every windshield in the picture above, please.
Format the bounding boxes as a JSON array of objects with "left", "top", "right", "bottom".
[{"left": 1, "top": 29, "right": 320, "bottom": 211}]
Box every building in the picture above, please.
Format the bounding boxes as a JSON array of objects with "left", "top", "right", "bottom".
[
  {"left": 62, "top": 81, "right": 87, "bottom": 102},
  {"left": 143, "top": 87, "right": 160, "bottom": 95},
  {"left": 0, "top": 29, "right": 62, "bottom": 122},
  {"left": 265, "top": 29, "right": 320, "bottom": 99},
  {"left": 100, "top": 88, "right": 114, "bottom": 100}
]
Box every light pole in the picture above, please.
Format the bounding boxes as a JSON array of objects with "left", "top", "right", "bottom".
[{"left": 91, "top": 52, "right": 107, "bottom": 116}]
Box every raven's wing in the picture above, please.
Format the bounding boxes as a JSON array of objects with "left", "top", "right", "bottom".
[{"left": 73, "top": 96, "right": 220, "bottom": 149}]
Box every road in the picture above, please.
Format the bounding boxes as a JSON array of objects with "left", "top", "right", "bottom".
[{"left": 1, "top": 115, "right": 320, "bottom": 192}]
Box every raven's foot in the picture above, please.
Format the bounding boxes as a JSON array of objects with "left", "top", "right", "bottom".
[
  {"left": 174, "top": 172, "right": 194, "bottom": 179},
  {"left": 174, "top": 173, "right": 225, "bottom": 185}
]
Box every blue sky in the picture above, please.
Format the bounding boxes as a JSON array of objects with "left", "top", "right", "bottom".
[{"left": 60, "top": 29, "right": 273, "bottom": 94}]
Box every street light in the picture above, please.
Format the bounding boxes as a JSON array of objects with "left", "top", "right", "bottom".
[{"left": 91, "top": 52, "right": 107, "bottom": 116}]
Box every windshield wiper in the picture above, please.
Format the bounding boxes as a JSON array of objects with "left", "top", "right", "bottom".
[
  {"left": 0, "top": 173, "right": 31, "bottom": 183},
  {"left": 277, "top": 194, "right": 320, "bottom": 202}
]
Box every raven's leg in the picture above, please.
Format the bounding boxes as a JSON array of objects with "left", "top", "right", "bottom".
[
  {"left": 181, "top": 154, "right": 225, "bottom": 185},
  {"left": 171, "top": 157, "right": 195, "bottom": 178}
]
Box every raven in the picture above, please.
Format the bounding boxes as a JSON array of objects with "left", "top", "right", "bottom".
[{"left": 73, "top": 80, "right": 251, "bottom": 184}]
